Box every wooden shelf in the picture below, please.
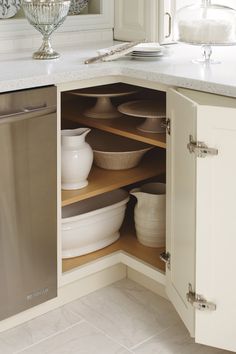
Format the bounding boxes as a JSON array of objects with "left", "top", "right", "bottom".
[
  {"left": 62, "top": 100, "right": 166, "bottom": 148},
  {"left": 62, "top": 149, "right": 165, "bottom": 207},
  {"left": 61, "top": 92, "right": 166, "bottom": 275},
  {"left": 62, "top": 220, "right": 165, "bottom": 273}
]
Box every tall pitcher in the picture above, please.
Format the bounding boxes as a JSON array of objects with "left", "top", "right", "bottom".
[
  {"left": 61, "top": 128, "right": 93, "bottom": 190},
  {"left": 130, "top": 183, "right": 166, "bottom": 247}
]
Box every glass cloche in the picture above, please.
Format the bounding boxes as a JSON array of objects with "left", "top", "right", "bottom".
[{"left": 175, "top": 0, "right": 236, "bottom": 63}]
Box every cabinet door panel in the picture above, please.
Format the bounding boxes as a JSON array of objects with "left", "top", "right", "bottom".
[
  {"left": 114, "top": 0, "right": 146, "bottom": 41},
  {"left": 167, "top": 88, "right": 236, "bottom": 352},
  {"left": 114, "top": 0, "right": 158, "bottom": 41},
  {"left": 195, "top": 105, "right": 236, "bottom": 352},
  {"left": 166, "top": 88, "right": 196, "bottom": 335}
]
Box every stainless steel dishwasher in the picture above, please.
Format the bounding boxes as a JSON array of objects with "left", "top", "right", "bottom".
[{"left": 0, "top": 86, "right": 57, "bottom": 321}]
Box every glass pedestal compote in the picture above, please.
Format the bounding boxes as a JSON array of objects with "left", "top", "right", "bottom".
[
  {"left": 175, "top": 0, "right": 236, "bottom": 64},
  {"left": 22, "top": 0, "right": 71, "bottom": 60}
]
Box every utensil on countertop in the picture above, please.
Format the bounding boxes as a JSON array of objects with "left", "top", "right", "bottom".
[{"left": 84, "top": 40, "right": 144, "bottom": 64}]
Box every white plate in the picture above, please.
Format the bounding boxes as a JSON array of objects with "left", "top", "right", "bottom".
[
  {"left": 130, "top": 53, "right": 163, "bottom": 59},
  {"left": 132, "top": 51, "right": 162, "bottom": 55},
  {"left": 133, "top": 42, "right": 163, "bottom": 52},
  {"left": 133, "top": 49, "right": 163, "bottom": 54},
  {"left": 130, "top": 55, "right": 163, "bottom": 61},
  {"left": 131, "top": 52, "right": 163, "bottom": 57},
  {"left": 0, "top": 0, "right": 21, "bottom": 18}
]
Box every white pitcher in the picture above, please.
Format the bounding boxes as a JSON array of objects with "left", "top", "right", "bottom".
[
  {"left": 130, "top": 183, "right": 166, "bottom": 247},
  {"left": 61, "top": 128, "right": 93, "bottom": 190}
]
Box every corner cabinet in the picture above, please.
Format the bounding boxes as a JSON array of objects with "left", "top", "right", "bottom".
[
  {"left": 59, "top": 82, "right": 236, "bottom": 353},
  {"left": 167, "top": 88, "right": 236, "bottom": 352}
]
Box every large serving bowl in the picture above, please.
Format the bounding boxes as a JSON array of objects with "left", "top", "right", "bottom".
[
  {"left": 87, "top": 130, "right": 153, "bottom": 170},
  {"left": 62, "top": 189, "right": 129, "bottom": 258},
  {"left": 22, "top": 0, "right": 71, "bottom": 59}
]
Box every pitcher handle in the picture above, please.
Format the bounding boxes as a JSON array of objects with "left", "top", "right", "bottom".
[{"left": 130, "top": 188, "right": 141, "bottom": 198}]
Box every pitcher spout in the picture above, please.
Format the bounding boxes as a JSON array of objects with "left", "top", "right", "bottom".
[{"left": 61, "top": 127, "right": 91, "bottom": 147}]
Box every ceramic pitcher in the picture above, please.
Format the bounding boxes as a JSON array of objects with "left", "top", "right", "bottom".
[
  {"left": 61, "top": 128, "right": 93, "bottom": 190},
  {"left": 130, "top": 183, "right": 166, "bottom": 247}
]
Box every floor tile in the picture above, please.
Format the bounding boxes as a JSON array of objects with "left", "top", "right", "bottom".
[
  {"left": 0, "top": 279, "right": 232, "bottom": 354},
  {"left": 0, "top": 304, "right": 83, "bottom": 354},
  {"left": 19, "top": 321, "right": 130, "bottom": 354},
  {"left": 133, "top": 322, "right": 230, "bottom": 354},
  {"left": 68, "top": 279, "right": 180, "bottom": 349}
]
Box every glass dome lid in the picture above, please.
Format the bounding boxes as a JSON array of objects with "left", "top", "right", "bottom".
[
  {"left": 175, "top": 0, "right": 236, "bottom": 45},
  {"left": 174, "top": 0, "right": 236, "bottom": 63}
]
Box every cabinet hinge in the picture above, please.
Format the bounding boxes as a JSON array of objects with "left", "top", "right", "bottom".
[
  {"left": 187, "top": 135, "right": 218, "bottom": 158},
  {"left": 186, "top": 284, "right": 216, "bottom": 312},
  {"left": 161, "top": 118, "right": 171, "bottom": 135},
  {"left": 160, "top": 251, "right": 171, "bottom": 270}
]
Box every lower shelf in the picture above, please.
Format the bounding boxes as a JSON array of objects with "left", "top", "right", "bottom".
[{"left": 62, "top": 223, "right": 165, "bottom": 273}]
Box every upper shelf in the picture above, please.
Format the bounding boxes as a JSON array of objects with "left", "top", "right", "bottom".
[
  {"left": 62, "top": 149, "right": 165, "bottom": 207},
  {"left": 62, "top": 100, "right": 166, "bottom": 149}
]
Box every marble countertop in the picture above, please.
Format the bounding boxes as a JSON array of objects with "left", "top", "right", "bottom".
[{"left": 1, "top": 41, "right": 236, "bottom": 97}]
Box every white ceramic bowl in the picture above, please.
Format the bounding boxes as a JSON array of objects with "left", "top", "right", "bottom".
[
  {"left": 62, "top": 189, "right": 129, "bottom": 258},
  {"left": 87, "top": 130, "right": 153, "bottom": 170}
]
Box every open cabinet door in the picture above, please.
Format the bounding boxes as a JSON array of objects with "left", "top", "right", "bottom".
[
  {"left": 166, "top": 88, "right": 196, "bottom": 336},
  {"left": 167, "top": 88, "right": 236, "bottom": 352}
]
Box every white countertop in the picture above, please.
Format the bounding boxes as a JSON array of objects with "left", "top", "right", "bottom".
[{"left": 1, "top": 41, "right": 236, "bottom": 96}]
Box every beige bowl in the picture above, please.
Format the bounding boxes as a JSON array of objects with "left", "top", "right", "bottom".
[{"left": 87, "top": 130, "right": 153, "bottom": 170}]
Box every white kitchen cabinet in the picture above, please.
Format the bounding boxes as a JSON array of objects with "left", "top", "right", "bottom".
[
  {"left": 61, "top": 82, "right": 236, "bottom": 352},
  {"left": 114, "top": 0, "right": 173, "bottom": 43},
  {"left": 1, "top": 77, "right": 236, "bottom": 354},
  {"left": 166, "top": 88, "right": 236, "bottom": 352}
]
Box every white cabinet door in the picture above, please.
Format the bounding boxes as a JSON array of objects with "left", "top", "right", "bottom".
[
  {"left": 114, "top": 0, "right": 159, "bottom": 41},
  {"left": 167, "top": 88, "right": 236, "bottom": 352}
]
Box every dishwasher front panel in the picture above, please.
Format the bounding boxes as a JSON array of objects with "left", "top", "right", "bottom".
[{"left": 0, "top": 87, "right": 57, "bottom": 320}]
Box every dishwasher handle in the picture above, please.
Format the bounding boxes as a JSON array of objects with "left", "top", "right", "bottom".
[{"left": 0, "top": 104, "right": 56, "bottom": 124}]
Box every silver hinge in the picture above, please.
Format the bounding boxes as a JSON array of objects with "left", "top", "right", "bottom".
[
  {"left": 187, "top": 135, "right": 218, "bottom": 158},
  {"left": 161, "top": 118, "right": 171, "bottom": 135},
  {"left": 186, "top": 284, "right": 216, "bottom": 312},
  {"left": 160, "top": 251, "right": 171, "bottom": 270}
]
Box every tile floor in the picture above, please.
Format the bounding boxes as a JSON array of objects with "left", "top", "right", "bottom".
[{"left": 0, "top": 279, "right": 230, "bottom": 354}]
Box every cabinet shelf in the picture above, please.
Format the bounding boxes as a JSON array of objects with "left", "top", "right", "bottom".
[
  {"left": 62, "top": 220, "right": 165, "bottom": 273},
  {"left": 62, "top": 149, "right": 165, "bottom": 206},
  {"left": 62, "top": 101, "right": 166, "bottom": 148}
]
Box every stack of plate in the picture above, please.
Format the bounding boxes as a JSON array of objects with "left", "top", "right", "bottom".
[{"left": 130, "top": 43, "right": 164, "bottom": 61}]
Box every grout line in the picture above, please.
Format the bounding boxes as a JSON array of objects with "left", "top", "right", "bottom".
[
  {"left": 14, "top": 319, "right": 85, "bottom": 354},
  {"left": 82, "top": 318, "right": 132, "bottom": 353},
  {"left": 129, "top": 326, "right": 171, "bottom": 351}
]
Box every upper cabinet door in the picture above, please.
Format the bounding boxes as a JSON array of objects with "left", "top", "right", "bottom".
[
  {"left": 114, "top": 0, "right": 159, "bottom": 41},
  {"left": 167, "top": 88, "right": 236, "bottom": 352},
  {"left": 114, "top": 0, "right": 173, "bottom": 43}
]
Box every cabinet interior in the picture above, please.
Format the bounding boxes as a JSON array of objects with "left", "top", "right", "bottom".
[{"left": 61, "top": 83, "right": 166, "bottom": 274}]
